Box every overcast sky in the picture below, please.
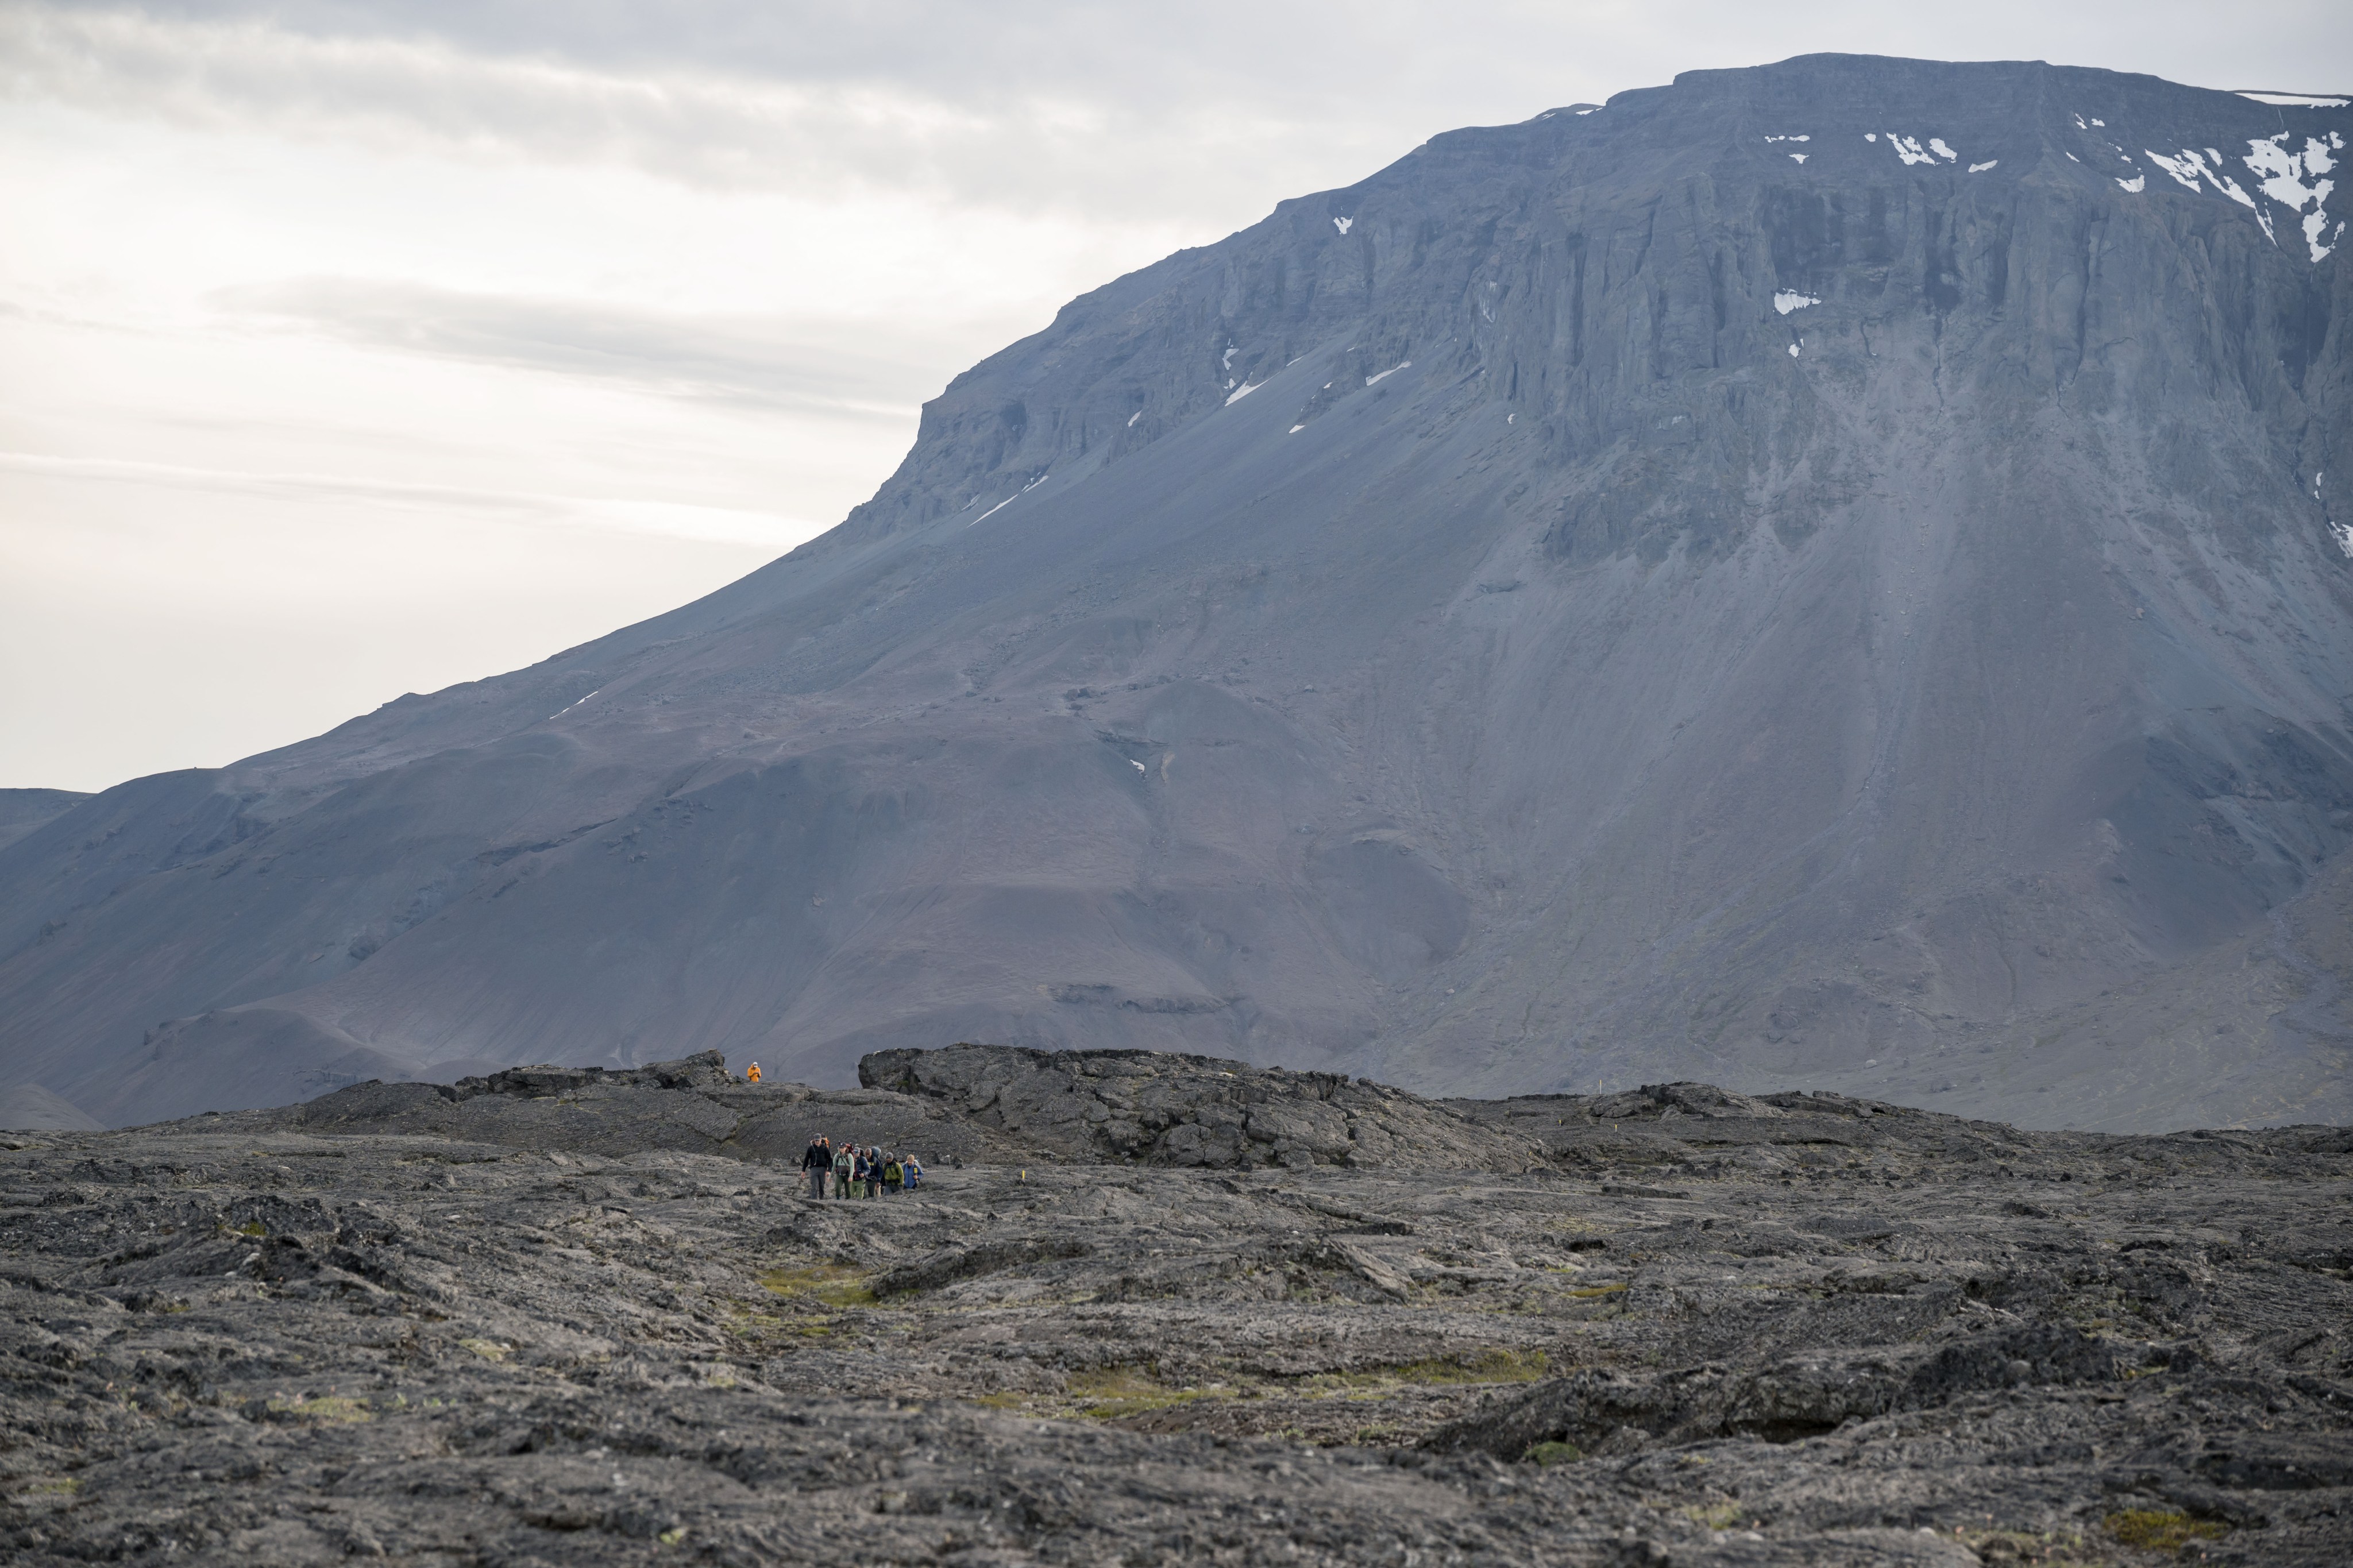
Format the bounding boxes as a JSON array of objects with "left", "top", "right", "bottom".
[{"left": 4, "top": 2, "right": 2348, "bottom": 791}]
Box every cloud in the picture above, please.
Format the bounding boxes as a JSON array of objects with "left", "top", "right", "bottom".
[
  {"left": 0, "top": 3, "right": 1388, "bottom": 219},
  {"left": 211, "top": 276, "right": 950, "bottom": 418},
  {"left": 0, "top": 448, "right": 820, "bottom": 547}
]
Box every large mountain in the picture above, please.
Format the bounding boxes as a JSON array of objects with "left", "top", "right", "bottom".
[{"left": 7, "top": 55, "right": 2350, "bottom": 1132}]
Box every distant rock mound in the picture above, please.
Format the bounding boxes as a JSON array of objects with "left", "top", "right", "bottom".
[
  {"left": 0, "top": 1082, "right": 102, "bottom": 1131},
  {"left": 445, "top": 1051, "right": 738, "bottom": 1098},
  {"left": 238, "top": 1051, "right": 1040, "bottom": 1167},
  {"left": 859, "top": 1044, "right": 1545, "bottom": 1171}
]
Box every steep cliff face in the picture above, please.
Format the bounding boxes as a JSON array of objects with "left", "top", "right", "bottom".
[{"left": 3, "top": 56, "right": 2349, "bottom": 1130}]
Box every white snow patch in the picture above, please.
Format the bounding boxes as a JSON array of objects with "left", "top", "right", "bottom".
[
  {"left": 2089, "top": 118, "right": 2105, "bottom": 128},
  {"left": 1131, "top": 759, "right": 1147, "bottom": 773},
  {"left": 1885, "top": 134, "right": 1938, "bottom": 166},
  {"left": 547, "top": 689, "right": 601, "bottom": 720},
  {"left": 1929, "top": 137, "right": 1957, "bottom": 161},
  {"left": 2333, "top": 521, "right": 2353, "bottom": 558},
  {"left": 2066, "top": 152, "right": 2080, "bottom": 163},
  {"left": 1287, "top": 423, "right": 1305, "bottom": 434},
  {"left": 1127, "top": 410, "right": 1141, "bottom": 427},
  {"left": 1772, "top": 291, "right": 1820, "bottom": 314},
  {"left": 966, "top": 475, "right": 1048, "bottom": 529},
  {"left": 2147, "top": 149, "right": 2205, "bottom": 190},
  {"left": 1573, "top": 107, "right": 1598, "bottom": 115},
  {"left": 2117, "top": 174, "right": 2146, "bottom": 192},
  {"left": 1788, "top": 342, "right": 1802, "bottom": 357},
  {"left": 2243, "top": 133, "right": 2340, "bottom": 260},
  {"left": 2074, "top": 114, "right": 2088, "bottom": 129},
  {"left": 1789, "top": 152, "right": 1808, "bottom": 163},
  {"left": 1865, "top": 133, "right": 1877, "bottom": 142},
  {"left": 1333, "top": 215, "right": 1354, "bottom": 235},
  {"left": 1764, "top": 134, "right": 1811, "bottom": 142},
  {"left": 1507, "top": 413, "right": 1515, "bottom": 424},
  {"left": 2239, "top": 92, "right": 2351, "bottom": 108},
  {"left": 1364, "top": 361, "right": 1411, "bottom": 386},
  {"left": 1968, "top": 160, "right": 1998, "bottom": 173},
  {"left": 2150, "top": 146, "right": 2261, "bottom": 212},
  {"left": 1221, "top": 345, "right": 1237, "bottom": 370},
  {"left": 1225, "top": 380, "right": 1262, "bottom": 405}
]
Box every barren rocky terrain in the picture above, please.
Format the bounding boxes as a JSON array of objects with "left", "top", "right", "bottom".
[{"left": 3, "top": 1046, "right": 2348, "bottom": 1564}]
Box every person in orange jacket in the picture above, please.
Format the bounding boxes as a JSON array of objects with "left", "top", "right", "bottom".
[{"left": 746, "top": 1062, "right": 762, "bottom": 1083}]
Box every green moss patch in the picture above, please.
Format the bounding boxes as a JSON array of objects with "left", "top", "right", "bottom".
[
  {"left": 2104, "top": 1509, "right": 2226, "bottom": 1551},
  {"left": 759, "top": 1263, "right": 876, "bottom": 1308}
]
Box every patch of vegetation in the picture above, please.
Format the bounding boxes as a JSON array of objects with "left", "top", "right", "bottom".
[
  {"left": 230, "top": 1221, "right": 265, "bottom": 1237},
  {"left": 725, "top": 1304, "right": 834, "bottom": 1341},
  {"left": 1567, "top": 1282, "right": 1628, "bottom": 1299},
  {"left": 456, "top": 1338, "right": 511, "bottom": 1362},
  {"left": 1526, "top": 1440, "right": 1584, "bottom": 1467},
  {"left": 2104, "top": 1509, "right": 2225, "bottom": 1551},
  {"left": 16, "top": 1477, "right": 81, "bottom": 1498},
  {"left": 1064, "top": 1367, "right": 1216, "bottom": 1419},
  {"left": 759, "top": 1262, "right": 876, "bottom": 1308}
]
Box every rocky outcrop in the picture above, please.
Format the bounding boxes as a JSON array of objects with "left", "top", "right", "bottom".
[
  {"left": 254, "top": 1052, "right": 1037, "bottom": 1167},
  {"left": 859, "top": 1044, "right": 1546, "bottom": 1171},
  {"left": 1429, "top": 1323, "right": 2133, "bottom": 1459},
  {"left": 439, "top": 1049, "right": 738, "bottom": 1100}
]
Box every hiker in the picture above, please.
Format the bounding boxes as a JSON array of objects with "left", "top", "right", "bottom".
[
  {"left": 901, "top": 1154, "right": 923, "bottom": 1191},
  {"left": 799, "top": 1136, "right": 830, "bottom": 1200},
  {"left": 831, "top": 1138, "right": 855, "bottom": 1199},
  {"left": 882, "top": 1153, "right": 904, "bottom": 1194},
  {"left": 864, "top": 1145, "right": 884, "bottom": 1199},
  {"left": 746, "top": 1062, "right": 761, "bottom": 1083}
]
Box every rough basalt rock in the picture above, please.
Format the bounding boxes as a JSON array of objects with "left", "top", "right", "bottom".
[
  {"left": 2, "top": 1056, "right": 2349, "bottom": 1563},
  {"left": 1, "top": 1046, "right": 2348, "bottom": 1564}
]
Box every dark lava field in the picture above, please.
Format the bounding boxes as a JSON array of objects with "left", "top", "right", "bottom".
[{"left": 3, "top": 1046, "right": 2349, "bottom": 1565}]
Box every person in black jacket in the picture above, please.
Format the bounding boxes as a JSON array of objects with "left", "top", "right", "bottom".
[{"left": 800, "top": 1136, "right": 831, "bottom": 1200}]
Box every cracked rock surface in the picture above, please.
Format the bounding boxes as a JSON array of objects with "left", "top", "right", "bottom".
[{"left": 2, "top": 1048, "right": 2348, "bottom": 1565}]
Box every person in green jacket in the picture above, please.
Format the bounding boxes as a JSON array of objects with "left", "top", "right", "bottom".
[
  {"left": 882, "top": 1154, "right": 904, "bottom": 1193},
  {"left": 831, "top": 1138, "right": 854, "bottom": 1199}
]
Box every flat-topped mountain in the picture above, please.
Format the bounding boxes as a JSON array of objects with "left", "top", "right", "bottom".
[{"left": 3, "top": 55, "right": 2349, "bottom": 1130}]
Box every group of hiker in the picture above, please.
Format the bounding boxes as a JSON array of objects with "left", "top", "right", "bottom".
[{"left": 798, "top": 1135, "right": 922, "bottom": 1199}]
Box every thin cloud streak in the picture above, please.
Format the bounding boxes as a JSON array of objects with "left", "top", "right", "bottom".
[
  {"left": 0, "top": 450, "right": 820, "bottom": 548},
  {"left": 213, "top": 277, "right": 945, "bottom": 419},
  {"left": 0, "top": 6, "right": 1375, "bottom": 220}
]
